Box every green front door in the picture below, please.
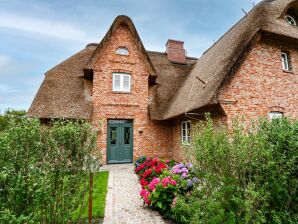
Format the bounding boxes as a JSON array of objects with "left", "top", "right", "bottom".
[{"left": 107, "top": 120, "right": 133, "bottom": 164}]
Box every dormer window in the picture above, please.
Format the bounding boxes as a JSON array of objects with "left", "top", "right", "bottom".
[
  {"left": 285, "top": 15, "right": 297, "bottom": 25},
  {"left": 116, "top": 47, "right": 129, "bottom": 56}
]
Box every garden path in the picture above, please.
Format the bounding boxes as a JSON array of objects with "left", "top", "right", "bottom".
[{"left": 102, "top": 164, "right": 170, "bottom": 224}]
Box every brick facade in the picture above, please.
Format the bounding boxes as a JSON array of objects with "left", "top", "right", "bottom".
[
  {"left": 91, "top": 25, "right": 173, "bottom": 163},
  {"left": 219, "top": 37, "right": 298, "bottom": 126},
  {"left": 90, "top": 27, "right": 297, "bottom": 164}
]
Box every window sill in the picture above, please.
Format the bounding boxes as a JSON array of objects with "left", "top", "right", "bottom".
[
  {"left": 282, "top": 69, "right": 294, "bottom": 74},
  {"left": 181, "top": 142, "right": 191, "bottom": 146},
  {"left": 112, "top": 91, "right": 131, "bottom": 94}
]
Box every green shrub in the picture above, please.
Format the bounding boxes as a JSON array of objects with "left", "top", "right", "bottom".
[
  {"left": 172, "top": 115, "right": 297, "bottom": 224},
  {"left": 0, "top": 117, "right": 101, "bottom": 223},
  {"left": 0, "top": 109, "right": 26, "bottom": 131}
]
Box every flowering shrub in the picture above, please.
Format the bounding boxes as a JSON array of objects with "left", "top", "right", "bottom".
[
  {"left": 140, "top": 175, "right": 178, "bottom": 217},
  {"left": 134, "top": 156, "right": 169, "bottom": 187},
  {"left": 135, "top": 156, "right": 199, "bottom": 219}
]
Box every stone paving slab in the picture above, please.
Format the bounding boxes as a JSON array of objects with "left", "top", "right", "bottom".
[{"left": 101, "top": 164, "right": 170, "bottom": 224}]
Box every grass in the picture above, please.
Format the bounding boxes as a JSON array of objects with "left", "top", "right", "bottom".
[{"left": 73, "top": 171, "right": 109, "bottom": 221}]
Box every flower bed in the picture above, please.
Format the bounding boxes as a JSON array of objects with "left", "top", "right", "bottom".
[{"left": 134, "top": 156, "right": 199, "bottom": 218}]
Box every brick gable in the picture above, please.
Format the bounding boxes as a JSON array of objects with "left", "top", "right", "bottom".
[
  {"left": 219, "top": 37, "right": 298, "bottom": 125},
  {"left": 91, "top": 25, "right": 173, "bottom": 162}
]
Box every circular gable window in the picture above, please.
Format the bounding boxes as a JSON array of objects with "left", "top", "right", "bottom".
[
  {"left": 116, "top": 47, "right": 129, "bottom": 56},
  {"left": 285, "top": 15, "right": 297, "bottom": 25}
]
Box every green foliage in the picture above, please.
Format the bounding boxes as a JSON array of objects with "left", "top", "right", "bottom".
[
  {"left": 172, "top": 115, "right": 298, "bottom": 224},
  {"left": 148, "top": 174, "right": 179, "bottom": 218},
  {"left": 0, "top": 117, "right": 102, "bottom": 223},
  {"left": 0, "top": 109, "right": 26, "bottom": 131}
]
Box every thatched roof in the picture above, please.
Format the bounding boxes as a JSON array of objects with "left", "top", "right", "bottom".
[
  {"left": 28, "top": 46, "right": 95, "bottom": 119},
  {"left": 159, "top": 0, "right": 298, "bottom": 120},
  {"left": 28, "top": 0, "right": 298, "bottom": 120}
]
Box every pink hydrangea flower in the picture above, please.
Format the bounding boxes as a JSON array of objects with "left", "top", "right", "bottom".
[
  {"left": 148, "top": 177, "right": 160, "bottom": 191},
  {"left": 140, "top": 189, "right": 151, "bottom": 204},
  {"left": 161, "top": 177, "right": 171, "bottom": 187},
  {"left": 140, "top": 189, "right": 150, "bottom": 197},
  {"left": 170, "top": 180, "right": 177, "bottom": 185}
]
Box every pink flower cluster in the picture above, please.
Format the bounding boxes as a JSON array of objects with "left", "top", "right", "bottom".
[
  {"left": 140, "top": 189, "right": 151, "bottom": 204},
  {"left": 140, "top": 176, "right": 177, "bottom": 205},
  {"left": 161, "top": 177, "right": 177, "bottom": 187},
  {"left": 149, "top": 177, "right": 160, "bottom": 191}
]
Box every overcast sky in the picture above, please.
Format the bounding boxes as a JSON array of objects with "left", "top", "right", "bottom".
[{"left": 0, "top": 0, "right": 262, "bottom": 113}]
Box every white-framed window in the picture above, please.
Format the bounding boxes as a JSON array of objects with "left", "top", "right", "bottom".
[
  {"left": 181, "top": 121, "right": 191, "bottom": 144},
  {"left": 285, "top": 15, "right": 297, "bottom": 26},
  {"left": 281, "top": 52, "right": 290, "bottom": 71},
  {"left": 112, "top": 73, "right": 131, "bottom": 92},
  {"left": 116, "top": 47, "right": 129, "bottom": 56},
  {"left": 269, "top": 112, "right": 283, "bottom": 121}
]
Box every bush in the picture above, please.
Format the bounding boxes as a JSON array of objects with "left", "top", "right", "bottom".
[
  {"left": 135, "top": 156, "right": 199, "bottom": 219},
  {"left": 0, "top": 109, "right": 26, "bottom": 131},
  {"left": 0, "top": 117, "right": 101, "bottom": 223},
  {"left": 134, "top": 157, "right": 169, "bottom": 187},
  {"left": 174, "top": 116, "right": 298, "bottom": 224}
]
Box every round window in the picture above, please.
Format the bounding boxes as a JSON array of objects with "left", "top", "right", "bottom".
[
  {"left": 116, "top": 47, "right": 129, "bottom": 55},
  {"left": 285, "top": 15, "right": 297, "bottom": 26}
]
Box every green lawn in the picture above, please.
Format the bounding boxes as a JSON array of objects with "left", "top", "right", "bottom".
[{"left": 73, "top": 171, "right": 109, "bottom": 221}]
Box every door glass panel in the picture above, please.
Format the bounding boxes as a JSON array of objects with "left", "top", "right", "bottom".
[
  {"left": 124, "top": 127, "right": 130, "bottom": 144},
  {"left": 110, "top": 127, "right": 117, "bottom": 145}
]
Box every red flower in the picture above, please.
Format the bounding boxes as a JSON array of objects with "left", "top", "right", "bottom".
[
  {"left": 140, "top": 178, "right": 149, "bottom": 187},
  {"left": 143, "top": 168, "right": 153, "bottom": 179}
]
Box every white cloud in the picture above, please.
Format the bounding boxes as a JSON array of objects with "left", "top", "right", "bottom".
[
  {"left": 0, "top": 55, "right": 10, "bottom": 67},
  {"left": 0, "top": 13, "right": 91, "bottom": 42}
]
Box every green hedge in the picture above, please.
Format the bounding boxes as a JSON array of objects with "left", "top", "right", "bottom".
[
  {"left": 0, "top": 117, "right": 101, "bottom": 223},
  {"left": 172, "top": 116, "right": 298, "bottom": 224}
]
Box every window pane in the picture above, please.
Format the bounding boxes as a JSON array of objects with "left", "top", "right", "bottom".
[
  {"left": 269, "top": 112, "right": 283, "bottom": 120},
  {"left": 124, "top": 127, "right": 130, "bottom": 144},
  {"left": 281, "top": 53, "right": 289, "bottom": 70},
  {"left": 187, "top": 121, "right": 191, "bottom": 130},
  {"left": 113, "top": 74, "right": 121, "bottom": 91},
  {"left": 110, "top": 127, "right": 117, "bottom": 144},
  {"left": 123, "top": 75, "right": 130, "bottom": 92},
  {"left": 116, "top": 47, "right": 129, "bottom": 55}
]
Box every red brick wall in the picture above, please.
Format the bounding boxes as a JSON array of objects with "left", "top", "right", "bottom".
[
  {"left": 172, "top": 118, "right": 185, "bottom": 162},
  {"left": 91, "top": 25, "right": 173, "bottom": 163},
  {"left": 219, "top": 37, "right": 298, "bottom": 126}
]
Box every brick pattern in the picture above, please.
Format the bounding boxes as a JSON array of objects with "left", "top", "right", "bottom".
[
  {"left": 91, "top": 25, "right": 172, "bottom": 163},
  {"left": 102, "top": 164, "right": 171, "bottom": 224},
  {"left": 166, "top": 40, "right": 186, "bottom": 64},
  {"left": 91, "top": 26, "right": 297, "bottom": 164},
  {"left": 219, "top": 38, "right": 298, "bottom": 126}
]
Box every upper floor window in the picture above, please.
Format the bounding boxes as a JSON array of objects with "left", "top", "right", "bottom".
[
  {"left": 281, "top": 52, "right": 291, "bottom": 71},
  {"left": 112, "top": 72, "right": 131, "bottom": 92},
  {"left": 181, "top": 121, "right": 191, "bottom": 144},
  {"left": 269, "top": 111, "right": 283, "bottom": 121},
  {"left": 285, "top": 15, "right": 297, "bottom": 26},
  {"left": 116, "top": 47, "right": 129, "bottom": 56}
]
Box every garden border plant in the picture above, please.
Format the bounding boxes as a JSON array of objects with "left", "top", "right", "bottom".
[
  {"left": 135, "top": 115, "right": 297, "bottom": 224},
  {"left": 0, "top": 116, "right": 103, "bottom": 223}
]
